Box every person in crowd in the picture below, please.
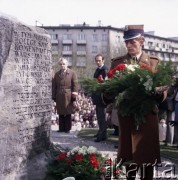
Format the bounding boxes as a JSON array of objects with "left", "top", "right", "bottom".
[
  {"left": 52, "top": 57, "right": 78, "bottom": 133},
  {"left": 105, "top": 25, "right": 167, "bottom": 180},
  {"left": 91, "top": 54, "right": 108, "bottom": 142},
  {"left": 170, "top": 77, "right": 178, "bottom": 147},
  {"left": 158, "top": 76, "right": 178, "bottom": 147}
]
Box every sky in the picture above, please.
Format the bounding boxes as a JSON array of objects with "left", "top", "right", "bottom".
[{"left": 0, "top": 0, "right": 178, "bottom": 38}]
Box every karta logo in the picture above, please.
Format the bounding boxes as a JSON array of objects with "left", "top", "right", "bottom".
[{"left": 103, "top": 158, "right": 177, "bottom": 179}]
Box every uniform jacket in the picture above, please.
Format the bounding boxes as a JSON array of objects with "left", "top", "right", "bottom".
[
  {"left": 52, "top": 68, "right": 78, "bottom": 115},
  {"left": 91, "top": 65, "right": 108, "bottom": 106},
  {"left": 112, "top": 52, "right": 161, "bottom": 165}
]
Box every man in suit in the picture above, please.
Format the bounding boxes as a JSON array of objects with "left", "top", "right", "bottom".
[
  {"left": 109, "top": 25, "right": 166, "bottom": 180},
  {"left": 52, "top": 58, "right": 78, "bottom": 133},
  {"left": 92, "top": 54, "right": 108, "bottom": 142}
]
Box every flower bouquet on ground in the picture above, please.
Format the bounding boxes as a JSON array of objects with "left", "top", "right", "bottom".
[
  {"left": 45, "top": 145, "right": 124, "bottom": 180},
  {"left": 82, "top": 61, "right": 174, "bottom": 127}
]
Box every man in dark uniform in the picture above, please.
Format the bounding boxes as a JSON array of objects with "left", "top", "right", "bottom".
[
  {"left": 91, "top": 54, "right": 108, "bottom": 142},
  {"left": 110, "top": 25, "right": 165, "bottom": 180}
]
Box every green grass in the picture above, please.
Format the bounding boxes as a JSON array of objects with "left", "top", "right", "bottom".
[{"left": 77, "top": 128, "right": 178, "bottom": 162}]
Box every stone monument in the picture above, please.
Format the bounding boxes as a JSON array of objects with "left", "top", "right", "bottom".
[{"left": 0, "top": 14, "right": 52, "bottom": 180}]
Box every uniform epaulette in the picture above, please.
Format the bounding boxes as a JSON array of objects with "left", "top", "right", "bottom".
[
  {"left": 149, "top": 55, "right": 159, "bottom": 60},
  {"left": 111, "top": 56, "right": 124, "bottom": 62}
]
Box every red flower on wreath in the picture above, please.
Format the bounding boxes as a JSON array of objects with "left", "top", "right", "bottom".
[
  {"left": 140, "top": 63, "right": 153, "bottom": 72},
  {"left": 89, "top": 153, "right": 100, "bottom": 168},
  {"left": 105, "top": 158, "right": 112, "bottom": 165},
  {"left": 107, "top": 64, "right": 126, "bottom": 78},
  {"left": 56, "top": 152, "right": 67, "bottom": 160},
  {"left": 75, "top": 153, "right": 83, "bottom": 162},
  {"left": 115, "top": 169, "right": 121, "bottom": 175},
  {"left": 97, "top": 75, "right": 104, "bottom": 83},
  {"left": 90, "top": 157, "right": 100, "bottom": 168},
  {"left": 107, "top": 69, "right": 115, "bottom": 78},
  {"left": 115, "top": 64, "right": 126, "bottom": 71}
]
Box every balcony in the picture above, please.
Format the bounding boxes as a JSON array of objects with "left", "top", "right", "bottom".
[
  {"left": 144, "top": 45, "right": 149, "bottom": 49},
  {"left": 164, "top": 57, "right": 169, "bottom": 61},
  {"left": 62, "top": 40, "right": 73, "bottom": 44},
  {"left": 149, "top": 46, "right": 155, "bottom": 50},
  {"left": 77, "top": 40, "right": 87, "bottom": 44},
  {"left": 155, "top": 47, "right": 160, "bottom": 51},
  {"left": 161, "top": 48, "right": 166, "bottom": 52},
  {"left": 51, "top": 39, "right": 58, "bottom": 44},
  {"left": 173, "top": 49, "right": 178, "bottom": 53},
  {"left": 76, "top": 51, "right": 86, "bottom": 56},
  {"left": 62, "top": 51, "right": 72, "bottom": 55}
]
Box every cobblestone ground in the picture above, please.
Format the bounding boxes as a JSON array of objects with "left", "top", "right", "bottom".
[{"left": 50, "top": 124, "right": 178, "bottom": 179}]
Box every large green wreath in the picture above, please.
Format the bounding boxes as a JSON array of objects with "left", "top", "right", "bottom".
[{"left": 82, "top": 61, "right": 174, "bottom": 127}]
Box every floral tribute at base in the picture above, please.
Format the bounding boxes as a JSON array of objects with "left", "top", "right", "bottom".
[{"left": 45, "top": 145, "right": 124, "bottom": 180}]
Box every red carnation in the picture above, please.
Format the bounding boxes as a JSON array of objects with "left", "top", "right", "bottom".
[
  {"left": 97, "top": 75, "right": 104, "bottom": 83},
  {"left": 90, "top": 154, "right": 100, "bottom": 168},
  {"left": 115, "top": 169, "right": 121, "bottom": 175},
  {"left": 90, "top": 158, "right": 100, "bottom": 168},
  {"left": 105, "top": 158, "right": 112, "bottom": 165},
  {"left": 115, "top": 64, "right": 126, "bottom": 71},
  {"left": 140, "top": 64, "right": 152, "bottom": 72},
  {"left": 75, "top": 153, "right": 83, "bottom": 162},
  {"left": 56, "top": 152, "right": 67, "bottom": 160},
  {"left": 90, "top": 153, "right": 97, "bottom": 159},
  {"left": 107, "top": 69, "right": 115, "bottom": 78}
]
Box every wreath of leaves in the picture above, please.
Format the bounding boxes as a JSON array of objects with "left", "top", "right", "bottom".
[{"left": 82, "top": 61, "right": 174, "bottom": 127}]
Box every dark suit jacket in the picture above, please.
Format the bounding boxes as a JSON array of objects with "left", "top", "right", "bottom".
[{"left": 91, "top": 65, "right": 108, "bottom": 106}]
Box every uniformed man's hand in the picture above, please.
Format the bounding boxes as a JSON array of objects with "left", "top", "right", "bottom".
[{"left": 155, "top": 85, "right": 169, "bottom": 95}]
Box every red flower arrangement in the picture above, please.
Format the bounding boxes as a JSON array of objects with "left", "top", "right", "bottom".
[{"left": 45, "top": 146, "right": 124, "bottom": 180}]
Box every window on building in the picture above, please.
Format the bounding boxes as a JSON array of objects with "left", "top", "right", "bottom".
[
  {"left": 63, "top": 45, "right": 72, "bottom": 51},
  {"left": 63, "top": 34, "right": 72, "bottom": 40},
  {"left": 78, "top": 34, "right": 86, "bottom": 40},
  {"left": 92, "top": 34, "right": 98, "bottom": 42},
  {"left": 77, "top": 45, "right": 86, "bottom": 51},
  {"left": 161, "top": 53, "right": 165, "bottom": 58},
  {"left": 148, "top": 41, "right": 153, "bottom": 47},
  {"left": 51, "top": 34, "right": 58, "bottom": 40},
  {"left": 101, "top": 34, "right": 107, "bottom": 41},
  {"left": 76, "top": 57, "right": 86, "bottom": 67},
  {"left": 92, "top": 46, "right": 97, "bottom": 53}
]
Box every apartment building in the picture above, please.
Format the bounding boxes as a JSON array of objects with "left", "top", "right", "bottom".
[{"left": 42, "top": 24, "right": 178, "bottom": 78}]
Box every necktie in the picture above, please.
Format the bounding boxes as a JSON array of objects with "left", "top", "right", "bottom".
[
  {"left": 60, "top": 70, "right": 64, "bottom": 78},
  {"left": 133, "top": 57, "right": 137, "bottom": 63}
]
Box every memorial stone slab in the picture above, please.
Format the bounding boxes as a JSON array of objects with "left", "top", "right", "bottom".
[{"left": 0, "top": 15, "right": 52, "bottom": 180}]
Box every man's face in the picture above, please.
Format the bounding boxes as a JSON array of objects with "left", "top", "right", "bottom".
[
  {"left": 125, "top": 38, "right": 143, "bottom": 57},
  {"left": 60, "top": 62, "right": 68, "bottom": 70},
  {"left": 95, "top": 56, "right": 104, "bottom": 67}
]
